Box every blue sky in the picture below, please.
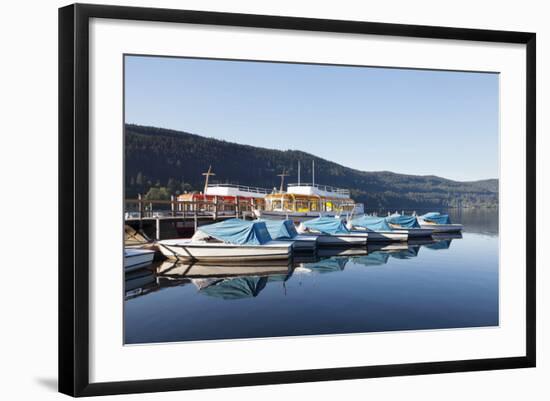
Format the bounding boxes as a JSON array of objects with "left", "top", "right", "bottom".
[{"left": 125, "top": 55, "right": 499, "bottom": 182}]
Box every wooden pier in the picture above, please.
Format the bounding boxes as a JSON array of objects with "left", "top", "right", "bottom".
[{"left": 125, "top": 195, "right": 255, "bottom": 241}]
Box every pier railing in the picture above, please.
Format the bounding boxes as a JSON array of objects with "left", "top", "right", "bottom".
[
  {"left": 124, "top": 195, "right": 257, "bottom": 240},
  {"left": 124, "top": 195, "right": 255, "bottom": 221}
]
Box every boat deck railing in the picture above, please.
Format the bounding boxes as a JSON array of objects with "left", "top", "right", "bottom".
[
  {"left": 207, "top": 183, "right": 273, "bottom": 195},
  {"left": 287, "top": 183, "right": 351, "bottom": 196}
]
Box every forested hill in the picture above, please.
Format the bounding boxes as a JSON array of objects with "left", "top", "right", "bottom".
[{"left": 125, "top": 124, "right": 498, "bottom": 209}]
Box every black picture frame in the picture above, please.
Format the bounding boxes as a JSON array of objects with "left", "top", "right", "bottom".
[{"left": 59, "top": 3, "right": 536, "bottom": 397}]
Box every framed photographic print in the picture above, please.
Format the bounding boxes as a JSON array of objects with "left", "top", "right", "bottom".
[{"left": 58, "top": 3, "right": 536, "bottom": 397}]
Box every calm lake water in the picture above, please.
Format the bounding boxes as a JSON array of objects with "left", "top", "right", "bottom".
[{"left": 124, "top": 209, "right": 499, "bottom": 344}]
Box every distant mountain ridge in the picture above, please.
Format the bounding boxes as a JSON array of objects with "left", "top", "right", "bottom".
[{"left": 125, "top": 124, "right": 498, "bottom": 209}]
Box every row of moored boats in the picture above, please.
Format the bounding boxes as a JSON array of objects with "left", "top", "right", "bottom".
[{"left": 125, "top": 212, "right": 462, "bottom": 269}]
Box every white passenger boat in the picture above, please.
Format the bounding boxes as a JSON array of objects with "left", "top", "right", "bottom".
[
  {"left": 297, "top": 216, "right": 367, "bottom": 246},
  {"left": 347, "top": 215, "right": 408, "bottom": 242},
  {"left": 252, "top": 162, "right": 364, "bottom": 222},
  {"left": 417, "top": 212, "right": 464, "bottom": 233},
  {"left": 385, "top": 214, "right": 434, "bottom": 238},
  {"left": 259, "top": 219, "right": 317, "bottom": 251},
  {"left": 157, "top": 219, "right": 292, "bottom": 262},
  {"left": 253, "top": 183, "right": 364, "bottom": 222},
  {"left": 124, "top": 248, "right": 156, "bottom": 272}
]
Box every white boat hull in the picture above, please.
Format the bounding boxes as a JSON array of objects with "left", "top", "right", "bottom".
[
  {"left": 157, "top": 239, "right": 292, "bottom": 262},
  {"left": 296, "top": 225, "right": 367, "bottom": 246},
  {"left": 315, "top": 233, "right": 367, "bottom": 246},
  {"left": 406, "top": 228, "right": 435, "bottom": 238},
  {"left": 351, "top": 227, "right": 408, "bottom": 242},
  {"left": 286, "top": 234, "right": 318, "bottom": 251},
  {"left": 367, "top": 231, "right": 408, "bottom": 242},
  {"left": 124, "top": 248, "right": 156, "bottom": 272},
  {"left": 419, "top": 223, "right": 464, "bottom": 233},
  {"left": 387, "top": 225, "right": 434, "bottom": 238}
]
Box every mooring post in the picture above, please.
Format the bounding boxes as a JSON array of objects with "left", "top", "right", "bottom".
[
  {"left": 194, "top": 204, "right": 198, "bottom": 232},
  {"left": 171, "top": 195, "right": 175, "bottom": 217},
  {"left": 214, "top": 196, "right": 218, "bottom": 220},
  {"left": 138, "top": 193, "right": 143, "bottom": 230},
  {"left": 235, "top": 196, "right": 240, "bottom": 218},
  {"left": 155, "top": 218, "right": 160, "bottom": 241}
]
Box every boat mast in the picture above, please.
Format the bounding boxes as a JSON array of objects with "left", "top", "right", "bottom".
[
  {"left": 202, "top": 165, "right": 215, "bottom": 194},
  {"left": 277, "top": 168, "right": 289, "bottom": 193}
]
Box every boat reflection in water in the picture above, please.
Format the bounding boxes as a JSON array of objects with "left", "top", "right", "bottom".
[
  {"left": 156, "top": 259, "right": 292, "bottom": 278},
  {"left": 125, "top": 235, "right": 457, "bottom": 302},
  {"left": 151, "top": 259, "right": 293, "bottom": 301},
  {"left": 125, "top": 269, "right": 158, "bottom": 299},
  {"left": 196, "top": 277, "right": 269, "bottom": 300}
]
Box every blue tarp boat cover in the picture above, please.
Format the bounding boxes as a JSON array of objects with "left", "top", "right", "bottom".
[
  {"left": 193, "top": 218, "right": 272, "bottom": 245},
  {"left": 386, "top": 214, "right": 420, "bottom": 228},
  {"left": 259, "top": 219, "right": 298, "bottom": 240},
  {"left": 421, "top": 212, "right": 452, "bottom": 225},
  {"left": 302, "top": 217, "right": 349, "bottom": 235},
  {"left": 351, "top": 215, "right": 393, "bottom": 231}
]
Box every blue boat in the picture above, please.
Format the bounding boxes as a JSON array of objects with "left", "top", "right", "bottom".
[
  {"left": 348, "top": 215, "right": 408, "bottom": 242},
  {"left": 386, "top": 214, "right": 434, "bottom": 238},
  {"left": 298, "top": 216, "right": 368, "bottom": 246},
  {"left": 418, "top": 212, "right": 464, "bottom": 233}
]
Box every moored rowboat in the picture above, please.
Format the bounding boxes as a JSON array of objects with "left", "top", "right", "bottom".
[
  {"left": 298, "top": 216, "right": 368, "bottom": 246},
  {"left": 419, "top": 222, "right": 464, "bottom": 233},
  {"left": 157, "top": 240, "right": 292, "bottom": 262},
  {"left": 157, "top": 219, "right": 292, "bottom": 262},
  {"left": 124, "top": 248, "right": 155, "bottom": 272},
  {"left": 386, "top": 214, "right": 434, "bottom": 238},
  {"left": 418, "top": 212, "right": 463, "bottom": 233},
  {"left": 347, "top": 215, "right": 408, "bottom": 242}
]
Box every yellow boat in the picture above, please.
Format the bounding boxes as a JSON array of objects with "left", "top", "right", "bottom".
[{"left": 253, "top": 183, "right": 363, "bottom": 221}]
